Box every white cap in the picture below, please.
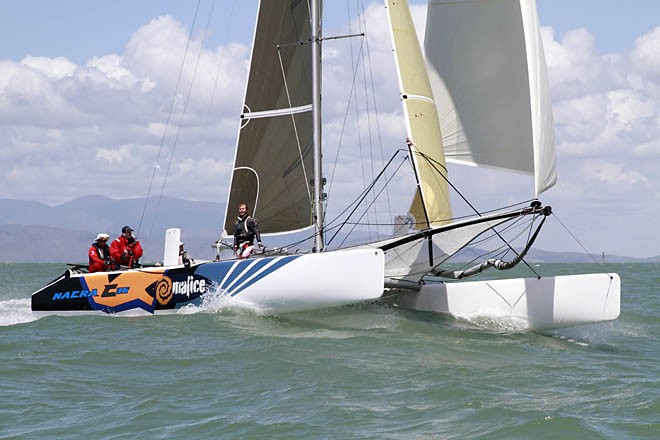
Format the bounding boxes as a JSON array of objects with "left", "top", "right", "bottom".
[{"left": 96, "top": 233, "right": 110, "bottom": 241}]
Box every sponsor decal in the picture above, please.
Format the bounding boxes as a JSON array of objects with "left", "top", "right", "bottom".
[
  {"left": 150, "top": 275, "right": 209, "bottom": 306},
  {"left": 84, "top": 271, "right": 165, "bottom": 311},
  {"left": 101, "top": 284, "right": 130, "bottom": 297},
  {"left": 154, "top": 277, "right": 173, "bottom": 306},
  {"left": 52, "top": 289, "right": 98, "bottom": 300},
  {"left": 52, "top": 283, "right": 130, "bottom": 301},
  {"left": 172, "top": 276, "right": 208, "bottom": 297}
]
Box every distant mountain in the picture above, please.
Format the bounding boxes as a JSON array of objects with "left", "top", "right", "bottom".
[
  {"left": 0, "top": 196, "right": 223, "bottom": 237},
  {"left": 0, "top": 196, "right": 225, "bottom": 263},
  {"left": 0, "top": 196, "right": 658, "bottom": 263}
]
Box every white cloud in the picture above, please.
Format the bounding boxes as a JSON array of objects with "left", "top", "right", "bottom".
[
  {"left": 0, "top": 14, "right": 250, "bottom": 205},
  {"left": 579, "top": 159, "right": 649, "bottom": 186},
  {"left": 21, "top": 55, "right": 77, "bottom": 79},
  {"left": 96, "top": 143, "right": 137, "bottom": 164},
  {"left": 631, "top": 26, "right": 660, "bottom": 81}
]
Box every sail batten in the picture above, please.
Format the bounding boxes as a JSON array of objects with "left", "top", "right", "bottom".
[
  {"left": 242, "top": 104, "right": 313, "bottom": 120},
  {"left": 425, "top": 0, "right": 557, "bottom": 196}
]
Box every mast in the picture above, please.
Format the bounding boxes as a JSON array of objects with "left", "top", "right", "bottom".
[{"left": 311, "top": 0, "right": 325, "bottom": 252}]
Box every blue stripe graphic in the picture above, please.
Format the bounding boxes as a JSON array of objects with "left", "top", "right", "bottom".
[
  {"left": 224, "top": 258, "right": 273, "bottom": 292},
  {"left": 195, "top": 261, "right": 236, "bottom": 285},
  {"left": 220, "top": 260, "right": 255, "bottom": 291},
  {"left": 229, "top": 256, "right": 299, "bottom": 297}
]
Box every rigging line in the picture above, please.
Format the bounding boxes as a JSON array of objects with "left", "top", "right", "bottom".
[
  {"left": 407, "top": 140, "right": 519, "bottom": 227},
  {"left": 342, "top": 2, "right": 370, "bottom": 242},
  {"left": 433, "top": 215, "right": 545, "bottom": 279},
  {"left": 479, "top": 212, "right": 544, "bottom": 276},
  {"left": 406, "top": 141, "right": 432, "bottom": 228},
  {"left": 407, "top": 141, "right": 482, "bottom": 217},
  {"left": 326, "top": 38, "right": 366, "bottom": 208},
  {"left": 327, "top": 161, "right": 406, "bottom": 249},
  {"left": 359, "top": 0, "right": 392, "bottom": 223},
  {"left": 378, "top": 205, "right": 546, "bottom": 252},
  {"left": 409, "top": 148, "right": 540, "bottom": 221},
  {"left": 278, "top": 222, "right": 346, "bottom": 251},
  {"left": 325, "top": 0, "right": 354, "bottom": 210},
  {"left": 551, "top": 213, "right": 602, "bottom": 264},
  {"left": 406, "top": 198, "right": 535, "bottom": 226},
  {"left": 265, "top": 220, "right": 349, "bottom": 255},
  {"left": 335, "top": 173, "right": 396, "bottom": 248},
  {"left": 467, "top": 215, "right": 530, "bottom": 248},
  {"left": 458, "top": 223, "right": 527, "bottom": 259},
  {"left": 457, "top": 218, "right": 536, "bottom": 269},
  {"left": 203, "top": 0, "right": 237, "bottom": 130},
  {"left": 408, "top": 145, "right": 540, "bottom": 262},
  {"left": 451, "top": 246, "right": 509, "bottom": 273},
  {"left": 136, "top": 0, "right": 203, "bottom": 238},
  {"left": 356, "top": 0, "right": 378, "bottom": 237},
  {"left": 325, "top": 150, "right": 405, "bottom": 230},
  {"left": 277, "top": 48, "right": 313, "bottom": 205},
  {"left": 328, "top": 153, "right": 408, "bottom": 247},
  {"left": 148, "top": 0, "right": 216, "bottom": 243}
]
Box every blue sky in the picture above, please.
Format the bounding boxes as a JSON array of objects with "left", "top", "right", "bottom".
[
  {"left": 2, "top": 0, "right": 657, "bottom": 61},
  {"left": 1, "top": 1, "right": 659, "bottom": 258},
  {"left": 537, "top": 0, "right": 660, "bottom": 53}
]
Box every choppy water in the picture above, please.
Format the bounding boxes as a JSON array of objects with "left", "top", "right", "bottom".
[{"left": 1, "top": 263, "right": 658, "bottom": 439}]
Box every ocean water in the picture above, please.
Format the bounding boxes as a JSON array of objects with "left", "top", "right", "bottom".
[{"left": 0, "top": 263, "right": 657, "bottom": 439}]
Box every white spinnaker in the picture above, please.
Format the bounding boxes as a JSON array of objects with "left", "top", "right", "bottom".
[{"left": 424, "top": 0, "right": 556, "bottom": 195}]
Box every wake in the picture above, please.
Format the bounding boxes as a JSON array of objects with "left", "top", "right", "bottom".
[
  {"left": 176, "top": 286, "right": 270, "bottom": 316},
  {"left": 0, "top": 299, "right": 38, "bottom": 326}
]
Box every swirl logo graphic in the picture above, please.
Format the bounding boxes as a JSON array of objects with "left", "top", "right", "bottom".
[{"left": 155, "top": 277, "right": 173, "bottom": 305}]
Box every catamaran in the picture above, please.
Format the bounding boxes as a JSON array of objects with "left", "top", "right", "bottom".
[{"left": 31, "top": 0, "right": 620, "bottom": 329}]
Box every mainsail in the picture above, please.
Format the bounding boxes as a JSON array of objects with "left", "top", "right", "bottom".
[
  {"left": 386, "top": 0, "right": 452, "bottom": 228},
  {"left": 223, "top": 0, "right": 314, "bottom": 235},
  {"left": 424, "top": 0, "right": 557, "bottom": 195}
]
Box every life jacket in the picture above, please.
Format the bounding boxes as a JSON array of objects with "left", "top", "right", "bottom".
[
  {"left": 235, "top": 215, "right": 257, "bottom": 243},
  {"left": 93, "top": 243, "right": 110, "bottom": 262},
  {"left": 89, "top": 242, "right": 113, "bottom": 272}
]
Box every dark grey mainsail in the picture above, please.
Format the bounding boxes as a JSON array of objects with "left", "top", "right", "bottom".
[{"left": 223, "top": 0, "right": 314, "bottom": 235}]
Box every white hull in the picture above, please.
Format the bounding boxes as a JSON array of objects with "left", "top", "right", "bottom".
[
  {"left": 213, "top": 249, "right": 385, "bottom": 314},
  {"left": 389, "top": 273, "right": 620, "bottom": 330}
]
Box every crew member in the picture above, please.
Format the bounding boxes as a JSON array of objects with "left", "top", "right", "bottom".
[
  {"left": 234, "top": 203, "right": 262, "bottom": 259},
  {"left": 88, "top": 233, "right": 113, "bottom": 273},
  {"left": 178, "top": 241, "right": 195, "bottom": 268},
  {"left": 110, "top": 226, "right": 144, "bottom": 268}
]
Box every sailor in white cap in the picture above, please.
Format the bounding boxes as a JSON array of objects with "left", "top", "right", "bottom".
[
  {"left": 178, "top": 241, "right": 195, "bottom": 268},
  {"left": 89, "top": 233, "right": 113, "bottom": 273}
]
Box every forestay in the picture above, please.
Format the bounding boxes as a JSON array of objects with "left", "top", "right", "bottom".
[
  {"left": 223, "top": 0, "right": 314, "bottom": 236},
  {"left": 424, "top": 0, "right": 557, "bottom": 195}
]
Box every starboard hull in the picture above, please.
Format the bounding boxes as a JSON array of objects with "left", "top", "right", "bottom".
[
  {"left": 31, "top": 249, "right": 385, "bottom": 316},
  {"left": 388, "top": 273, "right": 620, "bottom": 330}
]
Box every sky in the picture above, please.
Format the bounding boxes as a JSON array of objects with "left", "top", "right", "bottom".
[{"left": 1, "top": 0, "right": 659, "bottom": 258}]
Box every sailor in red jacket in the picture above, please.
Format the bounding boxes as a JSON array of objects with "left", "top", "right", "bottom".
[
  {"left": 110, "top": 226, "right": 144, "bottom": 268},
  {"left": 88, "top": 233, "right": 113, "bottom": 273}
]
